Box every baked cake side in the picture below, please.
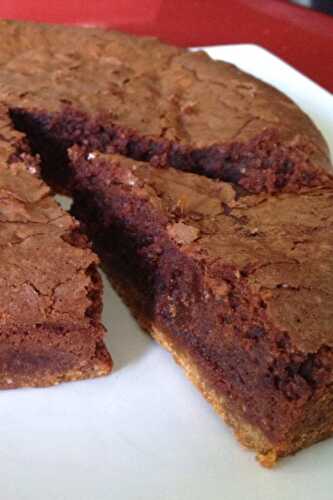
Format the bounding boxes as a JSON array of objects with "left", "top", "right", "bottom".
[
  {"left": 68, "top": 150, "right": 333, "bottom": 466},
  {"left": 0, "top": 162, "right": 112, "bottom": 388}
]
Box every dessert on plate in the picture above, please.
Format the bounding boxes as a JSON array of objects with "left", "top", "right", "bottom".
[{"left": 0, "top": 19, "right": 332, "bottom": 464}]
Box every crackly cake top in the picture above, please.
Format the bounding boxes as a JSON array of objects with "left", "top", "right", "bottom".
[
  {"left": 0, "top": 162, "right": 99, "bottom": 325},
  {"left": 74, "top": 151, "right": 333, "bottom": 353},
  {"left": 0, "top": 19, "right": 330, "bottom": 173}
]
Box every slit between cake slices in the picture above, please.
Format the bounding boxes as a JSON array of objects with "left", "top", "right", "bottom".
[{"left": 9, "top": 106, "right": 331, "bottom": 197}]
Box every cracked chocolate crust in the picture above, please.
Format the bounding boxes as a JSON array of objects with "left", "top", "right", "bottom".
[
  {"left": 68, "top": 150, "right": 333, "bottom": 464},
  {"left": 0, "top": 19, "right": 330, "bottom": 193},
  {"left": 0, "top": 162, "right": 112, "bottom": 388}
]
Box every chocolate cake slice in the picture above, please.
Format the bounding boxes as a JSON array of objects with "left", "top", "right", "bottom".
[
  {"left": 0, "top": 161, "right": 112, "bottom": 388},
  {"left": 67, "top": 149, "right": 333, "bottom": 466}
]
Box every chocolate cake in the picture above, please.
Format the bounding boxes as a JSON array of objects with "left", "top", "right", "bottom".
[
  {"left": 0, "top": 158, "right": 112, "bottom": 388},
  {"left": 0, "top": 19, "right": 332, "bottom": 462},
  {"left": 67, "top": 150, "right": 333, "bottom": 466}
]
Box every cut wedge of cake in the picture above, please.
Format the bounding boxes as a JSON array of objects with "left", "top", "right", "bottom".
[{"left": 67, "top": 149, "right": 333, "bottom": 466}]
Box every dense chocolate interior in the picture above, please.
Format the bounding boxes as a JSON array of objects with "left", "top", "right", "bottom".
[{"left": 10, "top": 107, "right": 331, "bottom": 196}]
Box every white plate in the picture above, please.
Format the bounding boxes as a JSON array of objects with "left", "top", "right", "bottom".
[{"left": 1, "top": 45, "right": 333, "bottom": 500}]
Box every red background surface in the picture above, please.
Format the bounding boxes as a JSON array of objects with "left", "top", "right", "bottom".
[{"left": 0, "top": 0, "right": 332, "bottom": 92}]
